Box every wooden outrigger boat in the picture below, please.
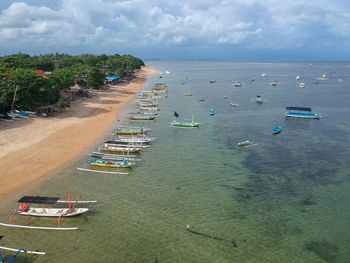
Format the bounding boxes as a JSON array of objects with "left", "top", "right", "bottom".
[
  {"left": 87, "top": 156, "right": 136, "bottom": 168},
  {"left": 138, "top": 91, "right": 154, "bottom": 96},
  {"left": 285, "top": 107, "right": 320, "bottom": 119},
  {"left": 170, "top": 116, "right": 200, "bottom": 128},
  {"left": 100, "top": 145, "right": 144, "bottom": 153},
  {"left": 136, "top": 100, "right": 159, "bottom": 107},
  {"left": 114, "top": 135, "right": 156, "bottom": 144},
  {"left": 114, "top": 126, "right": 150, "bottom": 135},
  {"left": 250, "top": 95, "right": 267, "bottom": 104},
  {"left": 128, "top": 114, "right": 156, "bottom": 120},
  {"left": 153, "top": 89, "right": 168, "bottom": 98},
  {"left": 130, "top": 110, "right": 157, "bottom": 116},
  {"left": 0, "top": 191, "right": 95, "bottom": 231},
  {"left": 99, "top": 141, "right": 146, "bottom": 153},
  {"left": 78, "top": 148, "right": 139, "bottom": 175},
  {"left": 152, "top": 82, "right": 167, "bottom": 90},
  {"left": 138, "top": 105, "right": 160, "bottom": 111},
  {"left": 237, "top": 140, "right": 258, "bottom": 148},
  {"left": 90, "top": 152, "right": 140, "bottom": 162},
  {"left": 87, "top": 159, "right": 135, "bottom": 168}
]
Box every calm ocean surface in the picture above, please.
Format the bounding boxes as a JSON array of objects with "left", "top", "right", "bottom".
[{"left": 1, "top": 61, "right": 350, "bottom": 262}]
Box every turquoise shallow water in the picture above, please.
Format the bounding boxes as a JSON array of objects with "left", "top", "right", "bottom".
[{"left": 0, "top": 61, "right": 350, "bottom": 262}]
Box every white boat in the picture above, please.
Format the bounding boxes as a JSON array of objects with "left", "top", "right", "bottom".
[
  {"left": 298, "top": 83, "right": 306, "bottom": 88},
  {"left": 233, "top": 81, "right": 242, "bottom": 87},
  {"left": 139, "top": 106, "right": 160, "bottom": 111},
  {"left": 316, "top": 74, "right": 327, "bottom": 80},
  {"left": 90, "top": 152, "right": 139, "bottom": 162},
  {"left": 114, "top": 135, "right": 156, "bottom": 144},
  {"left": 271, "top": 81, "right": 278, "bottom": 86},
  {"left": 250, "top": 95, "right": 268, "bottom": 104},
  {"left": 153, "top": 89, "right": 168, "bottom": 98},
  {"left": 261, "top": 73, "right": 266, "bottom": 77},
  {"left": 338, "top": 78, "right": 343, "bottom": 83},
  {"left": 17, "top": 207, "right": 88, "bottom": 217},
  {"left": 99, "top": 142, "right": 144, "bottom": 153},
  {"left": 296, "top": 76, "right": 300, "bottom": 80},
  {"left": 1, "top": 192, "right": 94, "bottom": 230},
  {"left": 136, "top": 101, "right": 158, "bottom": 107},
  {"left": 138, "top": 91, "right": 154, "bottom": 97},
  {"left": 165, "top": 70, "right": 171, "bottom": 74}
]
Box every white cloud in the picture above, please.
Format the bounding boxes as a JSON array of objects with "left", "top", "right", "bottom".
[{"left": 0, "top": 0, "right": 349, "bottom": 57}]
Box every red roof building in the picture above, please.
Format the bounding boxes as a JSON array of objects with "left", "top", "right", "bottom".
[{"left": 33, "top": 70, "right": 47, "bottom": 78}]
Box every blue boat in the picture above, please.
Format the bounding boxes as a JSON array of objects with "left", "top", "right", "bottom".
[
  {"left": 209, "top": 109, "right": 215, "bottom": 115},
  {"left": 285, "top": 107, "right": 320, "bottom": 119},
  {"left": 273, "top": 126, "right": 282, "bottom": 134}
]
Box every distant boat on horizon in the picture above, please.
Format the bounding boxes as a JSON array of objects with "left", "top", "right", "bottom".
[{"left": 316, "top": 74, "right": 327, "bottom": 80}]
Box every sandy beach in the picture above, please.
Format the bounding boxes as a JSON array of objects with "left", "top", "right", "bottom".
[{"left": 0, "top": 66, "right": 158, "bottom": 199}]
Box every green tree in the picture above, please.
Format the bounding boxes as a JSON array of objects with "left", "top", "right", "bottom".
[
  {"left": 0, "top": 80, "right": 15, "bottom": 113},
  {"left": 86, "top": 67, "right": 105, "bottom": 89},
  {"left": 9, "top": 68, "right": 57, "bottom": 109},
  {"left": 30, "top": 55, "right": 55, "bottom": 71},
  {"left": 48, "top": 67, "right": 76, "bottom": 90}
]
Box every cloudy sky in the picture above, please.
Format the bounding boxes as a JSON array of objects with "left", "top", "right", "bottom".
[{"left": 0, "top": 0, "right": 350, "bottom": 60}]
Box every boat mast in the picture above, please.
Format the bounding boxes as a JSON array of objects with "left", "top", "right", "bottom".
[{"left": 10, "top": 85, "right": 18, "bottom": 112}]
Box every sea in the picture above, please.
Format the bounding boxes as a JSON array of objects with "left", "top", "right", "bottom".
[{"left": 0, "top": 61, "right": 350, "bottom": 263}]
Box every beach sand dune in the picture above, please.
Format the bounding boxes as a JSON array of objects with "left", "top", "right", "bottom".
[{"left": 0, "top": 66, "right": 158, "bottom": 199}]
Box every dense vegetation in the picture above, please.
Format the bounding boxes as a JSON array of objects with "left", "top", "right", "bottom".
[{"left": 0, "top": 53, "right": 144, "bottom": 113}]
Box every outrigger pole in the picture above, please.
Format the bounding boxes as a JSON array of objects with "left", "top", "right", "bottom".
[
  {"left": 77, "top": 168, "right": 129, "bottom": 175},
  {"left": 0, "top": 245, "right": 46, "bottom": 255},
  {"left": 0, "top": 222, "right": 77, "bottom": 231}
]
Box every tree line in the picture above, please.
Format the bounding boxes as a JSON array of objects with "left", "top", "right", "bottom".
[{"left": 0, "top": 53, "right": 144, "bottom": 113}]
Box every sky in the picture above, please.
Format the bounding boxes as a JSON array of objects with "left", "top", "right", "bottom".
[{"left": 0, "top": 0, "right": 350, "bottom": 61}]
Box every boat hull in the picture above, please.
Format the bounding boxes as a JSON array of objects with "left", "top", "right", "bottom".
[
  {"left": 170, "top": 122, "right": 200, "bottom": 128},
  {"left": 115, "top": 130, "right": 148, "bottom": 135},
  {"left": 272, "top": 126, "right": 282, "bottom": 134},
  {"left": 238, "top": 140, "right": 250, "bottom": 147},
  {"left": 89, "top": 161, "right": 135, "bottom": 168},
  {"left": 19, "top": 208, "right": 88, "bottom": 217},
  {"left": 128, "top": 116, "right": 155, "bottom": 120},
  {"left": 285, "top": 113, "right": 320, "bottom": 119}
]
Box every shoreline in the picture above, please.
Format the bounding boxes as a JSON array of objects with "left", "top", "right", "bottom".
[{"left": 0, "top": 65, "right": 158, "bottom": 200}]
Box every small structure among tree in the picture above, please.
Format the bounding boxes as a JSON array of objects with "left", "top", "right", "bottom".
[
  {"left": 105, "top": 76, "right": 120, "bottom": 85},
  {"left": 36, "top": 105, "right": 57, "bottom": 117}
]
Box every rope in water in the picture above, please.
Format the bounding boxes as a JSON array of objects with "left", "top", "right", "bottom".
[{"left": 186, "top": 225, "right": 238, "bottom": 248}]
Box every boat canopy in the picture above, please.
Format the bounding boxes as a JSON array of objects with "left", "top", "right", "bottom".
[
  {"left": 18, "top": 196, "right": 59, "bottom": 204},
  {"left": 286, "top": 107, "right": 311, "bottom": 112}
]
